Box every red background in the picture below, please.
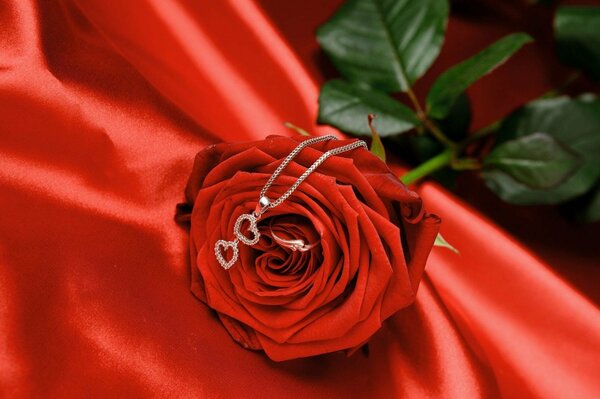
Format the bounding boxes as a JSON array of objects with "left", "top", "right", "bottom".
[{"left": 0, "top": 0, "right": 599, "bottom": 397}]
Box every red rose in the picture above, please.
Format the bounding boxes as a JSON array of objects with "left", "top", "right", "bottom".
[{"left": 179, "top": 135, "right": 440, "bottom": 361}]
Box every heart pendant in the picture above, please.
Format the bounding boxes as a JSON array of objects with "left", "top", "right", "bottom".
[
  {"left": 234, "top": 213, "right": 260, "bottom": 246},
  {"left": 214, "top": 239, "right": 239, "bottom": 270},
  {"left": 215, "top": 212, "right": 260, "bottom": 270}
]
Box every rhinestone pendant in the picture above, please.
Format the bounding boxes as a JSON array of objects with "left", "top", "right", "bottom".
[
  {"left": 234, "top": 213, "right": 260, "bottom": 245},
  {"left": 214, "top": 239, "right": 239, "bottom": 270},
  {"left": 214, "top": 212, "right": 262, "bottom": 269}
]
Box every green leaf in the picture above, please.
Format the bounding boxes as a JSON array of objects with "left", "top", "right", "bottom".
[
  {"left": 284, "top": 122, "right": 311, "bottom": 136},
  {"left": 318, "top": 80, "right": 419, "bottom": 136},
  {"left": 434, "top": 233, "right": 459, "bottom": 254},
  {"left": 555, "top": 6, "right": 600, "bottom": 80},
  {"left": 317, "top": 0, "right": 448, "bottom": 93},
  {"left": 484, "top": 132, "right": 581, "bottom": 189},
  {"left": 482, "top": 95, "right": 600, "bottom": 205},
  {"left": 368, "top": 115, "right": 386, "bottom": 162},
  {"left": 427, "top": 33, "right": 532, "bottom": 119}
]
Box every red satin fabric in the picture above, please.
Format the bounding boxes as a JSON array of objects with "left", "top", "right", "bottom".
[{"left": 1, "top": 1, "right": 599, "bottom": 398}]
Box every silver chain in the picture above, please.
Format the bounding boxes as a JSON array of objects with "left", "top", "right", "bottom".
[
  {"left": 214, "top": 135, "right": 367, "bottom": 269},
  {"left": 259, "top": 135, "right": 367, "bottom": 212}
]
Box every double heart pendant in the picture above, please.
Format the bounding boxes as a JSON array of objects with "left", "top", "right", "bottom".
[
  {"left": 214, "top": 196, "right": 272, "bottom": 270},
  {"left": 214, "top": 213, "right": 260, "bottom": 269}
]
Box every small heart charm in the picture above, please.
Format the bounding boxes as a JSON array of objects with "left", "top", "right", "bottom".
[
  {"left": 234, "top": 213, "right": 260, "bottom": 246},
  {"left": 214, "top": 239, "right": 239, "bottom": 270}
]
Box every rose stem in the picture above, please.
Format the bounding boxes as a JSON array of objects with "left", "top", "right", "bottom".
[{"left": 399, "top": 148, "right": 453, "bottom": 186}]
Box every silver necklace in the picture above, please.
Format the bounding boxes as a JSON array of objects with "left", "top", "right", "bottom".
[{"left": 214, "top": 135, "right": 367, "bottom": 270}]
